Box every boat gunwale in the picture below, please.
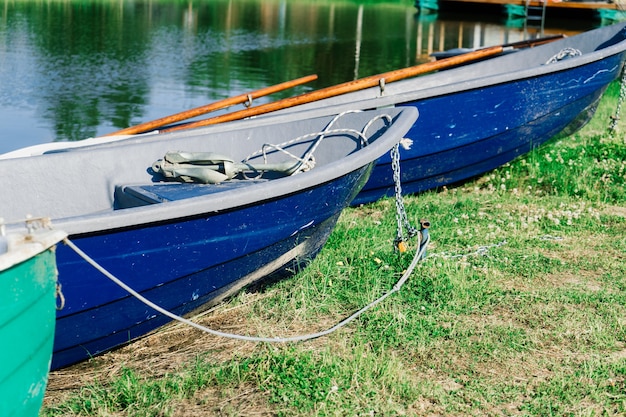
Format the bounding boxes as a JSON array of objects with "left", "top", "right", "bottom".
[
  {"left": 4, "top": 107, "right": 417, "bottom": 237},
  {"left": 0, "top": 229, "right": 67, "bottom": 272}
]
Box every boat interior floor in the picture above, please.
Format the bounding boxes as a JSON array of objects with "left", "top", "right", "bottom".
[{"left": 113, "top": 180, "right": 269, "bottom": 209}]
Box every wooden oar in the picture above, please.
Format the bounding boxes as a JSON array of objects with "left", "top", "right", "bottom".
[
  {"left": 104, "top": 74, "right": 318, "bottom": 136},
  {"left": 161, "top": 45, "right": 506, "bottom": 133},
  {"left": 503, "top": 34, "right": 565, "bottom": 49},
  {"left": 431, "top": 34, "right": 565, "bottom": 60},
  {"left": 163, "top": 33, "right": 568, "bottom": 134}
]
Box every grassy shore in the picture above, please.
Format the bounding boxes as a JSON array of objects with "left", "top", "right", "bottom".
[{"left": 42, "top": 80, "right": 625, "bottom": 416}]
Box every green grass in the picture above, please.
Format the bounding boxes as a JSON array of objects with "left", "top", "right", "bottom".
[{"left": 42, "top": 80, "right": 626, "bottom": 416}]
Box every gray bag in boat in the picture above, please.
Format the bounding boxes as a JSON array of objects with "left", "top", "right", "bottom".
[{"left": 152, "top": 151, "right": 300, "bottom": 184}]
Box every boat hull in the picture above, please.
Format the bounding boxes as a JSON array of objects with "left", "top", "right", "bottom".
[
  {"left": 51, "top": 164, "right": 371, "bottom": 370},
  {"left": 354, "top": 63, "right": 613, "bottom": 204},
  {"left": 0, "top": 231, "right": 63, "bottom": 417},
  {"left": 270, "top": 23, "right": 626, "bottom": 205}
]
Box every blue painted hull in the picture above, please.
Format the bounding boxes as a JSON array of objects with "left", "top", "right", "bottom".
[
  {"left": 269, "top": 23, "right": 626, "bottom": 206},
  {"left": 352, "top": 47, "right": 625, "bottom": 205},
  {"left": 50, "top": 171, "right": 366, "bottom": 370},
  {"left": 353, "top": 66, "right": 613, "bottom": 204}
]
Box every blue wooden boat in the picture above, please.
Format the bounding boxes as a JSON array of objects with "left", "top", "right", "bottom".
[
  {"left": 0, "top": 107, "right": 417, "bottom": 370},
  {"left": 268, "top": 22, "right": 626, "bottom": 205},
  {"left": 0, "top": 219, "right": 66, "bottom": 416}
]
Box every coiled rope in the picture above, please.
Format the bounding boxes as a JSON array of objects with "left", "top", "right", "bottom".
[{"left": 545, "top": 47, "right": 582, "bottom": 64}]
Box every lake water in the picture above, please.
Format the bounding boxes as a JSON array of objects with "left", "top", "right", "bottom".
[{"left": 0, "top": 0, "right": 602, "bottom": 153}]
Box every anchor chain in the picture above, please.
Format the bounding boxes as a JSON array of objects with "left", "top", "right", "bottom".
[
  {"left": 391, "top": 143, "right": 429, "bottom": 254},
  {"left": 609, "top": 63, "right": 626, "bottom": 134}
]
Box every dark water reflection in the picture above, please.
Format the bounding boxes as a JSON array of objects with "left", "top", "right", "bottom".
[{"left": 0, "top": 0, "right": 600, "bottom": 152}]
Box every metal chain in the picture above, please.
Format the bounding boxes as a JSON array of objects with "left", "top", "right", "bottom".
[
  {"left": 391, "top": 143, "right": 419, "bottom": 251},
  {"left": 609, "top": 64, "right": 626, "bottom": 134},
  {"left": 428, "top": 240, "right": 508, "bottom": 260}
]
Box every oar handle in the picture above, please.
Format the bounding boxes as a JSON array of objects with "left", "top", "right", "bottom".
[
  {"left": 503, "top": 34, "right": 565, "bottom": 49},
  {"left": 431, "top": 33, "right": 565, "bottom": 60},
  {"left": 105, "top": 74, "right": 318, "bottom": 136},
  {"left": 162, "top": 46, "right": 505, "bottom": 133}
]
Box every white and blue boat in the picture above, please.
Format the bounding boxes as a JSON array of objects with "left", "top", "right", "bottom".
[
  {"left": 267, "top": 22, "right": 626, "bottom": 205},
  {"left": 0, "top": 107, "right": 417, "bottom": 370}
]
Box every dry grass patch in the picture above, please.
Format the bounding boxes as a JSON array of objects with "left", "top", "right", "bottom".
[
  {"left": 603, "top": 205, "right": 626, "bottom": 219},
  {"left": 170, "top": 384, "right": 272, "bottom": 417},
  {"left": 542, "top": 271, "right": 606, "bottom": 292}
]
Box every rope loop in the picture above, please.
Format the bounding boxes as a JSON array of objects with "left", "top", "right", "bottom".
[
  {"left": 242, "top": 110, "right": 391, "bottom": 178},
  {"left": 55, "top": 282, "right": 65, "bottom": 310},
  {"left": 379, "top": 78, "right": 386, "bottom": 94},
  {"left": 545, "top": 47, "right": 582, "bottom": 64},
  {"left": 244, "top": 94, "right": 253, "bottom": 108}
]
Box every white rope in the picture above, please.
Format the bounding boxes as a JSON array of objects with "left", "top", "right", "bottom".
[
  {"left": 545, "top": 47, "right": 582, "bottom": 64},
  {"left": 243, "top": 110, "right": 392, "bottom": 176},
  {"left": 62, "top": 234, "right": 429, "bottom": 343},
  {"left": 428, "top": 240, "right": 507, "bottom": 260}
]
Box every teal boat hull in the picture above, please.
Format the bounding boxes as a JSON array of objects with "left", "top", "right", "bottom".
[{"left": 0, "top": 226, "right": 65, "bottom": 417}]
